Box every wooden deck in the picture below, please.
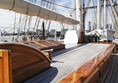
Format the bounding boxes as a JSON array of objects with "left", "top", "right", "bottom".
[
  {"left": 25, "top": 43, "right": 111, "bottom": 83},
  {"left": 102, "top": 50, "right": 118, "bottom": 83},
  {"left": 21, "top": 40, "right": 65, "bottom": 51}
]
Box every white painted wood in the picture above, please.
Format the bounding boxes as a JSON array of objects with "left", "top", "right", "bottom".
[
  {"left": 75, "top": 0, "right": 83, "bottom": 30},
  {"left": 104, "top": 0, "right": 107, "bottom": 29}
]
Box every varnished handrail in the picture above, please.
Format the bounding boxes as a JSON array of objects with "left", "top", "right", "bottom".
[
  {"left": 0, "top": 50, "right": 12, "bottom": 83},
  {"left": 58, "top": 43, "right": 116, "bottom": 83},
  {"left": 0, "top": 51, "right": 2, "bottom": 57}
]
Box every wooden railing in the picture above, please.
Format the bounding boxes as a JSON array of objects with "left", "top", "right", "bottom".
[
  {"left": 0, "top": 50, "right": 12, "bottom": 83},
  {"left": 58, "top": 43, "right": 116, "bottom": 83}
]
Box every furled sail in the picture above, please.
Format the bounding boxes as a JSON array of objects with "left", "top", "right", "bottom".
[{"left": 0, "top": 0, "right": 79, "bottom": 25}]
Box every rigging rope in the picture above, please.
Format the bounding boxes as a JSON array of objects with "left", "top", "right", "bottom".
[
  {"left": 42, "top": 0, "right": 74, "bottom": 10},
  {"left": 14, "top": 13, "right": 16, "bottom": 33},
  {"left": 36, "top": 0, "right": 44, "bottom": 30},
  {"left": 45, "top": 0, "right": 51, "bottom": 25},
  {"left": 16, "top": 14, "right": 22, "bottom": 40},
  {"left": 23, "top": 3, "right": 30, "bottom": 36},
  {"left": 93, "top": 0, "right": 104, "bottom": 29},
  {"left": 44, "top": 0, "right": 55, "bottom": 31},
  {"left": 34, "top": 0, "right": 43, "bottom": 31},
  {"left": 33, "top": 17, "right": 39, "bottom": 31},
  {"left": 23, "top": 16, "right": 28, "bottom": 35},
  {"left": 92, "top": 0, "right": 97, "bottom": 28},
  {"left": 12, "top": 13, "right": 16, "bottom": 41},
  {"left": 28, "top": 16, "right": 32, "bottom": 31},
  {"left": 30, "top": 0, "right": 44, "bottom": 39},
  {"left": 108, "top": 0, "right": 118, "bottom": 27},
  {"left": 109, "top": 7, "right": 117, "bottom": 30},
  {"left": 85, "top": 0, "right": 91, "bottom": 15},
  {"left": 47, "top": 0, "right": 55, "bottom": 31}
]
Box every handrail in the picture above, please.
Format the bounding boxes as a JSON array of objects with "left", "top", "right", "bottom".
[
  {"left": 0, "top": 51, "right": 2, "bottom": 57},
  {"left": 0, "top": 50, "right": 12, "bottom": 83},
  {"left": 58, "top": 43, "right": 116, "bottom": 83}
]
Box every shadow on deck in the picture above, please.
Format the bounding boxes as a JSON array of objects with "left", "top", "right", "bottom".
[{"left": 25, "top": 67, "right": 58, "bottom": 83}]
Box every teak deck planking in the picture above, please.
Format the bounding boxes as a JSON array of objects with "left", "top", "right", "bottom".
[
  {"left": 25, "top": 43, "right": 115, "bottom": 83},
  {"left": 0, "top": 43, "right": 115, "bottom": 83},
  {"left": 21, "top": 40, "right": 65, "bottom": 51}
]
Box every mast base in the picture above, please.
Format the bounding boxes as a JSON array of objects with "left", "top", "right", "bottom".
[{"left": 78, "top": 31, "right": 85, "bottom": 43}]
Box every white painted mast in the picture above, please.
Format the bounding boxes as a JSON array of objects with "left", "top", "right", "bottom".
[
  {"left": 97, "top": 0, "right": 101, "bottom": 29},
  {"left": 75, "top": 0, "right": 84, "bottom": 43},
  {"left": 104, "top": 0, "right": 107, "bottom": 29},
  {"left": 109, "top": 0, "right": 118, "bottom": 27},
  {"left": 75, "top": 0, "right": 83, "bottom": 31},
  {"left": 64, "top": 0, "right": 83, "bottom": 44}
]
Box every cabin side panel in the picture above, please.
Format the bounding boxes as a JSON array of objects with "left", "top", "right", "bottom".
[{"left": 0, "top": 43, "right": 51, "bottom": 83}]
